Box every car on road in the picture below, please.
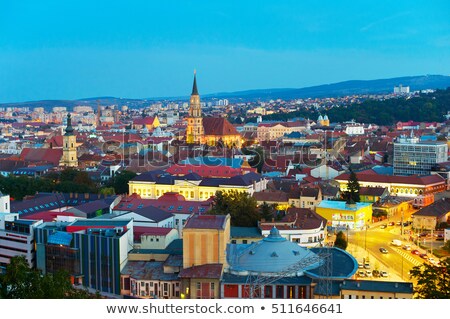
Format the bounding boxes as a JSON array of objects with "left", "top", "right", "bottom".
[
  {"left": 358, "top": 270, "right": 366, "bottom": 277},
  {"left": 388, "top": 222, "right": 395, "bottom": 226},
  {"left": 411, "top": 249, "right": 420, "bottom": 255},
  {"left": 391, "top": 239, "right": 402, "bottom": 247},
  {"left": 379, "top": 247, "right": 388, "bottom": 254},
  {"left": 396, "top": 221, "right": 402, "bottom": 226},
  {"left": 428, "top": 258, "right": 438, "bottom": 265},
  {"left": 380, "top": 271, "right": 389, "bottom": 277},
  {"left": 380, "top": 224, "right": 387, "bottom": 229},
  {"left": 403, "top": 245, "right": 411, "bottom": 251},
  {"left": 419, "top": 253, "right": 428, "bottom": 260}
]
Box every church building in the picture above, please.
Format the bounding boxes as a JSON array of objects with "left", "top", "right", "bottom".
[
  {"left": 185, "top": 72, "right": 242, "bottom": 147},
  {"left": 59, "top": 113, "right": 78, "bottom": 167}
]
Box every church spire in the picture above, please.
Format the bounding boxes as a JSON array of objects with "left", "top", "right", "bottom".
[
  {"left": 191, "top": 70, "right": 199, "bottom": 96},
  {"left": 65, "top": 113, "right": 74, "bottom": 136}
]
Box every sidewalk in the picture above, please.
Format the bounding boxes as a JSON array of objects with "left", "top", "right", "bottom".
[{"left": 347, "top": 243, "right": 404, "bottom": 282}]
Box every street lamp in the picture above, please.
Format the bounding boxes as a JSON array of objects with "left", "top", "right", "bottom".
[{"left": 364, "top": 226, "right": 367, "bottom": 251}]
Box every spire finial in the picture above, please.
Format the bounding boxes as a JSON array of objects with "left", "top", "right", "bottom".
[
  {"left": 191, "top": 70, "right": 199, "bottom": 95},
  {"left": 65, "top": 113, "right": 74, "bottom": 136}
]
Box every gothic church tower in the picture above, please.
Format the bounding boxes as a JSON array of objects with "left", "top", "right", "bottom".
[{"left": 186, "top": 71, "right": 204, "bottom": 144}]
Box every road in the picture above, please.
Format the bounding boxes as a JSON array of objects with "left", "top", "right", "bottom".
[{"left": 348, "top": 225, "right": 425, "bottom": 282}]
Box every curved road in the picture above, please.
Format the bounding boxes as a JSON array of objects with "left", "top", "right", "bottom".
[{"left": 348, "top": 225, "right": 425, "bottom": 281}]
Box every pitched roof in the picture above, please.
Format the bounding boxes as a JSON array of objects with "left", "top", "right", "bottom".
[
  {"left": 335, "top": 171, "right": 445, "bottom": 186},
  {"left": 412, "top": 198, "right": 450, "bottom": 217},
  {"left": 359, "top": 187, "right": 388, "bottom": 196},
  {"left": 133, "top": 117, "right": 156, "bottom": 125},
  {"left": 253, "top": 191, "right": 289, "bottom": 203},
  {"left": 203, "top": 117, "right": 239, "bottom": 136},
  {"left": 132, "top": 206, "right": 174, "bottom": 222},
  {"left": 230, "top": 226, "right": 263, "bottom": 238},
  {"left": 179, "top": 264, "right": 223, "bottom": 279},
  {"left": 299, "top": 187, "right": 320, "bottom": 199},
  {"left": 184, "top": 214, "right": 228, "bottom": 230},
  {"left": 19, "top": 148, "right": 63, "bottom": 166}
]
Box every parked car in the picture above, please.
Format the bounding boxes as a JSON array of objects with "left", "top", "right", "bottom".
[
  {"left": 380, "top": 271, "right": 389, "bottom": 277},
  {"left": 372, "top": 270, "right": 380, "bottom": 277},
  {"left": 364, "top": 262, "right": 370, "bottom": 269},
  {"left": 411, "top": 249, "right": 420, "bottom": 255},
  {"left": 358, "top": 262, "right": 364, "bottom": 268},
  {"left": 365, "top": 270, "right": 373, "bottom": 277},
  {"left": 379, "top": 247, "right": 388, "bottom": 254},
  {"left": 358, "top": 270, "right": 366, "bottom": 277}
]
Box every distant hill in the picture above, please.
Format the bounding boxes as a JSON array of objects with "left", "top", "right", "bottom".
[
  {"left": 1, "top": 74, "right": 450, "bottom": 109},
  {"left": 207, "top": 74, "right": 450, "bottom": 100},
  {"left": 252, "top": 87, "right": 450, "bottom": 125}
]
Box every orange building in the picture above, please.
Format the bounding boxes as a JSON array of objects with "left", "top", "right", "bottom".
[{"left": 179, "top": 214, "right": 230, "bottom": 299}]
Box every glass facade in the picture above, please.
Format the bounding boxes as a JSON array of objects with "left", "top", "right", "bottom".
[{"left": 393, "top": 141, "right": 447, "bottom": 176}]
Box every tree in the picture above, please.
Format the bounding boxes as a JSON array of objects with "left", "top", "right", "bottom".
[
  {"left": 209, "top": 190, "right": 261, "bottom": 227},
  {"left": 99, "top": 187, "right": 115, "bottom": 196},
  {"left": 346, "top": 169, "right": 360, "bottom": 203},
  {"left": 334, "top": 231, "right": 348, "bottom": 250},
  {"left": 259, "top": 201, "right": 276, "bottom": 221},
  {"left": 0, "top": 256, "right": 96, "bottom": 299},
  {"left": 409, "top": 258, "right": 450, "bottom": 298},
  {"left": 443, "top": 240, "right": 450, "bottom": 253},
  {"left": 242, "top": 147, "right": 265, "bottom": 173},
  {"left": 112, "top": 170, "right": 137, "bottom": 194}
]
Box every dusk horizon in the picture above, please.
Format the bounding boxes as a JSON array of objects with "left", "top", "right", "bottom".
[{"left": 1, "top": 1, "right": 449, "bottom": 102}]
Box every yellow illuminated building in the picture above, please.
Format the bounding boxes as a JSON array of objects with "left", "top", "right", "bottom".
[
  {"left": 59, "top": 113, "right": 78, "bottom": 167},
  {"left": 185, "top": 71, "right": 242, "bottom": 147},
  {"left": 316, "top": 200, "right": 372, "bottom": 230},
  {"left": 128, "top": 172, "right": 267, "bottom": 201}
]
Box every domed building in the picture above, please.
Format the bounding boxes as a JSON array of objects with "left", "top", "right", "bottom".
[
  {"left": 317, "top": 114, "right": 330, "bottom": 127},
  {"left": 221, "top": 227, "right": 357, "bottom": 298}
]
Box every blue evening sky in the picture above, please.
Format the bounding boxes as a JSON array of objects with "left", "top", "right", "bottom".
[{"left": 1, "top": 0, "right": 449, "bottom": 102}]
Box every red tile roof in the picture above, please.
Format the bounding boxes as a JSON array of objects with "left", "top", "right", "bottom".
[
  {"left": 133, "top": 117, "right": 156, "bottom": 125},
  {"left": 335, "top": 172, "right": 445, "bottom": 186},
  {"left": 20, "top": 148, "right": 63, "bottom": 166},
  {"left": 20, "top": 211, "right": 76, "bottom": 222},
  {"left": 46, "top": 135, "right": 64, "bottom": 148},
  {"left": 166, "top": 164, "right": 255, "bottom": 178},
  {"left": 203, "top": 117, "right": 239, "bottom": 136},
  {"left": 179, "top": 264, "right": 223, "bottom": 279}
]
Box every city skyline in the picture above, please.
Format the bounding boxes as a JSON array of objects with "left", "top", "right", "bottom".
[{"left": 1, "top": 0, "right": 449, "bottom": 102}]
